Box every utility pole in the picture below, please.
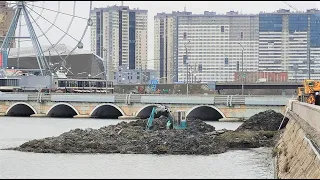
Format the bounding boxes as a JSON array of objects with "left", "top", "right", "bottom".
[
  {"left": 184, "top": 40, "right": 190, "bottom": 95},
  {"left": 307, "top": 14, "right": 311, "bottom": 80},
  {"left": 308, "top": 45, "right": 311, "bottom": 80},
  {"left": 140, "top": 66, "right": 142, "bottom": 84},
  {"left": 238, "top": 42, "right": 244, "bottom": 95},
  {"left": 103, "top": 47, "right": 108, "bottom": 94}
]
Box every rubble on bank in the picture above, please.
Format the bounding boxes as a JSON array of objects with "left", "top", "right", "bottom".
[
  {"left": 235, "top": 110, "right": 289, "bottom": 131},
  {"left": 11, "top": 110, "right": 288, "bottom": 155}
]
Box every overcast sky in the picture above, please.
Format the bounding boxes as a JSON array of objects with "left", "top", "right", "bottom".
[{"left": 10, "top": 1, "right": 320, "bottom": 68}]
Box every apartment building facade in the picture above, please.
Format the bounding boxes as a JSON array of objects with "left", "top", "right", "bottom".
[
  {"left": 90, "top": 6, "right": 148, "bottom": 81},
  {"left": 154, "top": 11, "right": 190, "bottom": 83},
  {"left": 154, "top": 11, "right": 259, "bottom": 83},
  {"left": 259, "top": 9, "right": 320, "bottom": 81},
  {"left": 155, "top": 9, "right": 320, "bottom": 83}
]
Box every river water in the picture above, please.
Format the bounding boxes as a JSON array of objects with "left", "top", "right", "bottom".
[{"left": 0, "top": 117, "right": 274, "bottom": 179}]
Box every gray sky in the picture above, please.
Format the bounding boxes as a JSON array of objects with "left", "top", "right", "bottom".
[{"left": 12, "top": 1, "right": 320, "bottom": 68}]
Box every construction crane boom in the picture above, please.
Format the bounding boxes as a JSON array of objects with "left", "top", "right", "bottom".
[{"left": 282, "top": 1, "right": 298, "bottom": 12}]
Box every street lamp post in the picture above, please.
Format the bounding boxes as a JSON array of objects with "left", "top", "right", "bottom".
[
  {"left": 103, "top": 47, "right": 108, "bottom": 94},
  {"left": 238, "top": 42, "right": 244, "bottom": 95},
  {"left": 184, "top": 40, "right": 191, "bottom": 95}
]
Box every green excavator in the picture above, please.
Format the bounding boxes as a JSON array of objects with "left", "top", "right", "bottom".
[{"left": 146, "top": 105, "right": 187, "bottom": 130}]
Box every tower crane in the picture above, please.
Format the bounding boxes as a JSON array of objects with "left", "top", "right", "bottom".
[{"left": 282, "top": 1, "right": 299, "bottom": 12}]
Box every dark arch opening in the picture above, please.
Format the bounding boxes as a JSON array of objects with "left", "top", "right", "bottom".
[
  {"left": 136, "top": 105, "right": 162, "bottom": 119},
  {"left": 6, "top": 104, "right": 36, "bottom": 117},
  {"left": 91, "top": 105, "right": 124, "bottom": 119},
  {"left": 47, "top": 104, "right": 78, "bottom": 118},
  {"left": 187, "top": 106, "right": 223, "bottom": 121}
]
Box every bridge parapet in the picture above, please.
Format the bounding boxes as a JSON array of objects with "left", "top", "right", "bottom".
[
  {"left": 289, "top": 101, "right": 320, "bottom": 133},
  {"left": 0, "top": 93, "right": 295, "bottom": 106}
]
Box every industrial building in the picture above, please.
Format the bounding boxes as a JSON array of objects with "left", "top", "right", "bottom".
[
  {"left": 113, "top": 65, "right": 157, "bottom": 85},
  {"left": 7, "top": 44, "right": 105, "bottom": 79}
]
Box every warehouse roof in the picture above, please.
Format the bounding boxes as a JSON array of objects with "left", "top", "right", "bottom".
[{"left": 8, "top": 44, "right": 94, "bottom": 58}]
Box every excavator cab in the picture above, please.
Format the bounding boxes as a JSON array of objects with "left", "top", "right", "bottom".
[
  {"left": 146, "top": 105, "right": 187, "bottom": 130},
  {"left": 172, "top": 110, "right": 187, "bottom": 130}
]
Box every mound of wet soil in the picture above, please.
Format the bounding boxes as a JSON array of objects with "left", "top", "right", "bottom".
[{"left": 11, "top": 110, "right": 287, "bottom": 155}]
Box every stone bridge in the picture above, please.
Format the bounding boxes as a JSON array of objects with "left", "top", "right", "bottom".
[{"left": 0, "top": 93, "right": 293, "bottom": 121}]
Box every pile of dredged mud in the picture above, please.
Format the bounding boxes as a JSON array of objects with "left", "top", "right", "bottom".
[{"left": 10, "top": 110, "right": 287, "bottom": 155}]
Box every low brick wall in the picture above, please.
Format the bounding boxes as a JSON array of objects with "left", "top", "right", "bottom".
[{"left": 274, "top": 110, "right": 320, "bottom": 178}]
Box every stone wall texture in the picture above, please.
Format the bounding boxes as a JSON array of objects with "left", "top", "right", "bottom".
[{"left": 275, "top": 110, "right": 320, "bottom": 179}]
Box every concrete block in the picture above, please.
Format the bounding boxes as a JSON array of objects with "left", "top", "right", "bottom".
[
  {"left": 315, "top": 157, "right": 320, "bottom": 169},
  {"left": 280, "top": 173, "right": 290, "bottom": 179},
  {"left": 298, "top": 150, "right": 310, "bottom": 166},
  {"left": 288, "top": 156, "right": 299, "bottom": 170},
  {"left": 278, "top": 154, "right": 288, "bottom": 167},
  {"left": 293, "top": 143, "right": 304, "bottom": 157},
  {"left": 310, "top": 167, "right": 320, "bottom": 179},
  {"left": 291, "top": 124, "right": 300, "bottom": 137},
  {"left": 288, "top": 160, "right": 301, "bottom": 178},
  {"left": 300, "top": 156, "right": 314, "bottom": 173},
  {"left": 292, "top": 168, "right": 305, "bottom": 179},
  {"left": 302, "top": 138, "right": 309, "bottom": 149},
  {"left": 295, "top": 128, "right": 306, "bottom": 141},
  {"left": 284, "top": 120, "right": 295, "bottom": 132},
  {"left": 305, "top": 161, "right": 319, "bottom": 178},
  {"left": 282, "top": 128, "right": 293, "bottom": 142},
  {"left": 305, "top": 144, "right": 318, "bottom": 158}
]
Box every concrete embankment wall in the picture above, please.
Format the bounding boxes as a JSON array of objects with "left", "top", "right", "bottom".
[{"left": 275, "top": 101, "right": 320, "bottom": 179}]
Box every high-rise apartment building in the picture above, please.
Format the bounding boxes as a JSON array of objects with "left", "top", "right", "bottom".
[
  {"left": 90, "top": 6, "right": 148, "bottom": 80},
  {"left": 154, "top": 11, "right": 259, "bottom": 83},
  {"left": 155, "top": 9, "right": 320, "bottom": 83},
  {"left": 259, "top": 9, "right": 320, "bottom": 81},
  {"left": 154, "top": 11, "right": 190, "bottom": 83},
  {"left": 0, "top": 1, "right": 14, "bottom": 48}
]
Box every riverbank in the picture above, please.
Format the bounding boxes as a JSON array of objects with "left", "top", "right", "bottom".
[{"left": 8, "top": 110, "right": 288, "bottom": 155}]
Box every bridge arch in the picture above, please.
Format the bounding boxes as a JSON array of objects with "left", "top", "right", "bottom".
[
  {"left": 90, "top": 103, "right": 125, "bottom": 119},
  {"left": 6, "top": 102, "right": 37, "bottom": 117},
  {"left": 136, "top": 104, "right": 160, "bottom": 119},
  {"left": 47, "top": 103, "right": 79, "bottom": 118},
  {"left": 186, "top": 105, "right": 226, "bottom": 121}
]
